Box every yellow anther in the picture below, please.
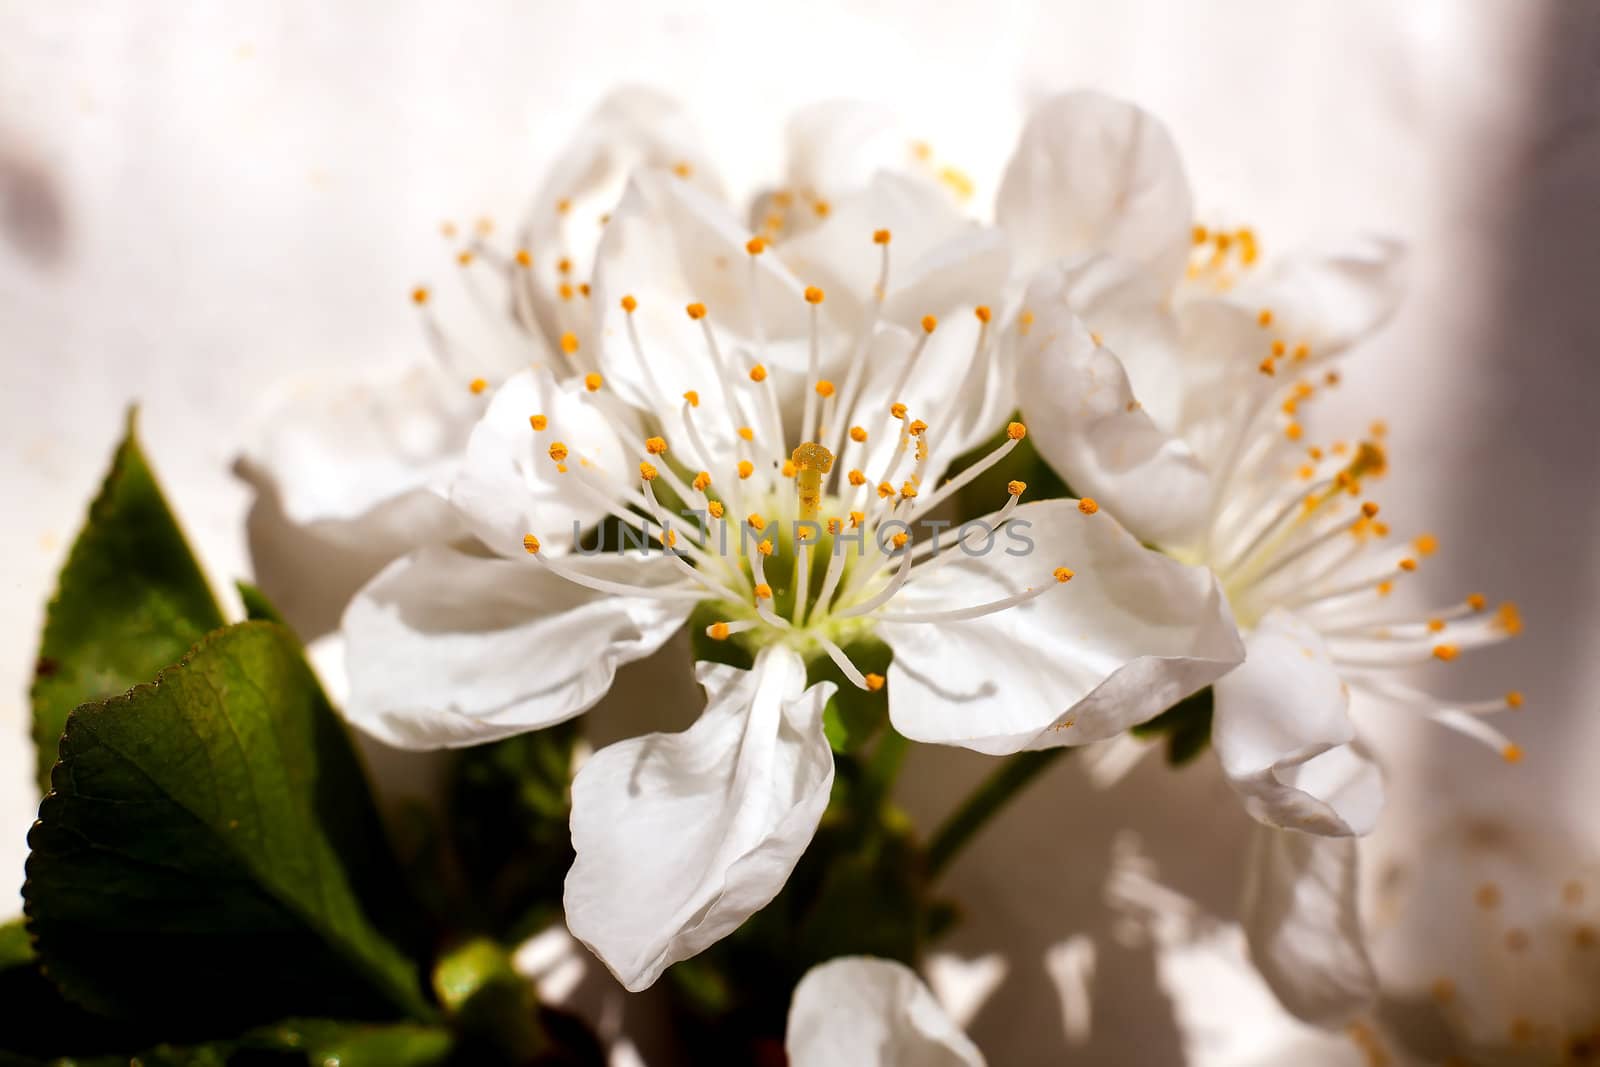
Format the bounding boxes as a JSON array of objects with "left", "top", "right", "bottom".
[
  {"left": 1506, "top": 690, "right": 1525, "bottom": 708},
  {"left": 515, "top": 249, "right": 532, "bottom": 268},
  {"left": 560, "top": 332, "right": 580, "bottom": 355},
  {"left": 1007, "top": 480, "right": 1026, "bottom": 497},
  {"left": 558, "top": 282, "right": 575, "bottom": 301},
  {"left": 738, "top": 460, "right": 754, "bottom": 479},
  {"left": 1078, "top": 498, "right": 1099, "bottom": 515},
  {"left": 684, "top": 390, "right": 700, "bottom": 407},
  {"left": 754, "top": 583, "right": 773, "bottom": 600},
  {"left": 1399, "top": 558, "right": 1418, "bottom": 572},
  {"left": 556, "top": 463, "right": 568, "bottom": 474},
  {"left": 1292, "top": 342, "right": 1310, "bottom": 361},
  {"left": 621, "top": 294, "right": 638, "bottom": 313},
  {"left": 747, "top": 513, "right": 766, "bottom": 531},
  {"left": 826, "top": 518, "right": 842, "bottom": 534},
  {"left": 1361, "top": 501, "right": 1380, "bottom": 519},
  {"left": 1285, "top": 422, "right": 1304, "bottom": 441},
  {"left": 815, "top": 379, "right": 836, "bottom": 398},
  {"left": 709, "top": 622, "right": 730, "bottom": 640},
  {"left": 908, "top": 419, "right": 928, "bottom": 436},
  {"left": 639, "top": 461, "right": 659, "bottom": 481},
  {"left": 1377, "top": 580, "right": 1394, "bottom": 596},
  {"left": 873, "top": 229, "right": 892, "bottom": 245},
  {"left": 548, "top": 442, "right": 569, "bottom": 462},
  {"left": 1259, "top": 358, "right": 1277, "bottom": 377},
  {"left": 440, "top": 221, "right": 458, "bottom": 238},
  {"left": 522, "top": 534, "right": 540, "bottom": 554},
  {"left": 1503, "top": 743, "right": 1524, "bottom": 764},
  {"left": 1297, "top": 465, "right": 1315, "bottom": 480},
  {"left": 1467, "top": 592, "right": 1487, "bottom": 611},
  {"left": 578, "top": 283, "right": 591, "bottom": 298},
  {"left": 813, "top": 199, "right": 831, "bottom": 218},
  {"left": 1054, "top": 567, "right": 1075, "bottom": 583},
  {"left": 804, "top": 286, "right": 825, "bottom": 305},
  {"left": 848, "top": 469, "right": 866, "bottom": 486},
  {"left": 672, "top": 160, "right": 693, "bottom": 179},
  {"left": 1414, "top": 533, "right": 1439, "bottom": 556},
  {"left": 1191, "top": 224, "right": 1209, "bottom": 245},
  {"left": 556, "top": 198, "right": 571, "bottom": 215},
  {"left": 469, "top": 378, "right": 488, "bottom": 395},
  {"left": 975, "top": 305, "right": 992, "bottom": 324},
  {"left": 891, "top": 531, "right": 909, "bottom": 549},
  {"left": 1427, "top": 618, "right": 1446, "bottom": 633},
  {"left": 692, "top": 471, "right": 712, "bottom": 492},
  {"left": 745, "top": 237, "right": 766, "bottom": 255},
  {"left": 707, "top": 500, "right": 726, "bottom": 519},
  {"left": 849, "top": 426, "right": 868, "bottom": 443},
  {"left": 890, "top": 402, "right": 908, "bottom": 420},
  {"left": 686, "top": 302, "right": 707, "bottom": 320},
  {"left": 749, "top": 364, "right": 768, "bottom": 382},
  {"left": 877, "top": 482, "right": 895, "bottom": 499},
  {"left": 457, "top": 249, "right": 475, "bottom": 267},
  {"left": 757, "top": 539, "right": 774, "bottom": 556},
  {"left": 900, "top": 481, "right": 918, "bottom": 499},
  {"left": 737, "top": 426, "right": 754, "bottom": 442},
  {"left": 1019, "top": 310, "right": 1035, "bottom": 336},
  {"left": 849, "top": 510, "right": 865, "bottom": 527},
  {"left": 645, "top": 435, "right": 668, "bottom": 455},
  {"left": 1090, "top": 332, "right": 1103, "bottom": 347},
  {"left": 921, "top": 314, "right": 938, "bottom": 334},
  {"left": 1496, "top": 601, "right": 1524, "bottom": 636},
  {"left": 529, "top": 414, "right": 548, "bottom": 431},
  {"left": 865, "top": 673, "right": 886, "bottom": 691},
  {"left": 1432, "top": 644, "right": 1460, "bottom": 661},
  {"left": 584, "top": 372, "right": 603, "bottom": 392},
  {"left": 664, "top": 529, "right": 677, "bottom": 548},
  {"left": 781, "top": 459, "right": 797, "bottom": 478},
  {"left": 1007, "top": 421, "right": 1027, "bottom": 440},
  {"left": 411, "top": 286, "right": 430, "bottom": 305},
  {"left": 1257, "top": 308, "right": 1274, "bottom": 327},
  {"left": 1324, "top": 369, "right": 1340, "bottom": 385}
]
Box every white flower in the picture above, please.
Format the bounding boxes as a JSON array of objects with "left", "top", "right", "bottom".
[
  {"left": 1001, "top": 91, "right": 1523, "bottom": 1023},
  {"left": 342, "top": 152, "right": 1241, "bottom": 987},
  {"left": 236, "top": 88, "right": 722, "bottom": 556},
  {"left": 786, "top": 956, "right": 984, "bottom": 1067}
]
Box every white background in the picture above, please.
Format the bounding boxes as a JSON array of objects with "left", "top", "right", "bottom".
[{"left": 3, "top": 2, "right": 1598, "bottom": 1061}]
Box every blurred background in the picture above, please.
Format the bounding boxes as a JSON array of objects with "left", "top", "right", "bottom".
[{"left": 3, "top": 1, "right": 1597, "bottom": 1061}]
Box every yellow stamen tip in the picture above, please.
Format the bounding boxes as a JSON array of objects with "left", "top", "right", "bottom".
[
  {"left": 529, "top": 414, "right": 548, "bottom": 431},
  {"left": 645, "top": 435, "right": 668, "bottom": 455},
  {"left": 847, "top": 469, "right": 866, "bottom": 486},
  {"left": 804, "top": 285, "right": 826, "bottom": 305},
  {"left": 1257, "top": 308, "right": 1274, "bottom": 327},
  {"left": 1432, "top": 643, "right": 1460, "bottom": 661},
  {"left": 1007, "top": 480, "right": 1026, "bottom": 497},
  {"left": 873, "top": 229, "right": 892, "bottom": 245},
  {"left": 515, "top": 249, "right": 532, "bottom": 268},
  {"left": 708, "top": 500, "right": 726, "bottom": 519},
  {"left": 584, "top": 372, "right": 603, "bottom": 392},
  {"left": 891, "top": 531, "right": 909, "bottom": 548},
  {"left": 560, "top": 332, "right": 580, "bottom": 355},
  {"left": 849, "top": 426, "right": 868, "bottom": 443},
  {"left": 865, "top": 673, "right": 885, "bottom": 691},
  {"left": 1361, "top": 501, "right": 1380, "bottom": 518},
  {"left": 746, "top": 512, "right": 766, "bottom": 531},
  {"left": 684, "top": 390, "right": 700, "bottom": 407},
  {"left": 686, "top": 302, "right": 708, "bottom": 320},
  {"left": 1414, "top": 533, "right": 1440, "bottom": 556},
  {"left": 890, "top": 402, "right": 908, "bottom": 420},
  {"left": 522, "top": 534, "right": 540, "bottom": 554},
  {"left": 1054, "top": 567, "right": 1075, "bottom": 583},
  {"left": 456, "top": 250, "right": 475, "bottom": 267},
  {"left": 737, "top": 426, "right": 754, "bottom": 442},
  {"left": 908, "top": 419, "right": 928, "bottom": 436},
  {"left": 746, "top": 236, "right": 766, "bottom": 255},
  {"left": 639, "top": 461, "right": 659, "bottom": 481},
  {"left": 692, "top": 471, "right": 712, "bottom": 492},
  {"left": 548, "top": 442, "right": 569, "bottom": 463},
  {"left": 749, "top": 364, "right": 768, "bottom": 382},
  {"left": 975, "top": 305, "right": 992, "bottom": 324},
  {"left": 815, "top": 379, "right": 836, "bottom": 398},
  {"left": 620, "top": 294, "right": 638, "bottom": 313},
  {"left": 1077, "top": 498, "right": 1099, "bottom": 515},
  {"left": 737, "top": 460, "right": 754, "bottom": 479},
  {"left": 1502, "top": 743, "right": 1524, "bottom": 764},
  {"left": 1467, "top": 592, "right": 1487, "bottom": 611},
  {"left": 1497, "top": 601, "right": 1524, "bottom": 635},
  {"left": 754, "top": 583, "right": 773, "bottom": 600},
  {"left": 411, "top": 286, "right": 430, "bottom": 305},
  {"left": 758, "top": 539, "right": 774, "bottom": 556},
  {"left": 1506, "top": 690, "right": 1525, "bottom": 708},
  {"left": 921, "top": 314, "right": 938, "bottom": 334},
  {"left": 709, "top": 622, "right": 730, "bottom": 640},
  {"left": 1007, "top": 421, "right": 1027, "bottom": 441},
  {"left": 469, "top": 378, "right": 488, "bottom": 395}
]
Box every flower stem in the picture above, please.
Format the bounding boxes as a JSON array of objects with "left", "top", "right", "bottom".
[{"left": 924, "top": 748, "right": 1070, "bottom": 881}]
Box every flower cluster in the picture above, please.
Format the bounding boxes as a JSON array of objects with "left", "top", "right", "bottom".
[{"left": 243, "top": 87, "right": 1526, "bottom": 1052}]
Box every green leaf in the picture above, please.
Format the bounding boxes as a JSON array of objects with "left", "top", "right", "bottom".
[
  {"left": 1130, "top": 687, "right": 1215, "bottom": 766},
  {"left": 25, "top": 621, "right": 433, "bottom": 1032},
  {"left": 237, "top": 578, "right": 291, "bottom": 630},
  {"left": 30, "top": 409, "right": 226, "bottom": 789},
  {"left": 240, "top": 1019, "right": 454, "bottom": 1066}
]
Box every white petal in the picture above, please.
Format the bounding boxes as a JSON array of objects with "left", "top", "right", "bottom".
[
  {"left": 786, "top": 957, "right": 985, "bottom": 1067},
  {"left": 591, "top": 171, "right": 812, "bottom": 443},
  {"left": 520, "top": 88, "right": 723, "bottom": 351},
  {"left": 1242, "top": 828, "right": 1377, "bottom": 1026},
  {"left": 882, "top": 499, "right": 1243, "bottom": 755},
  {"left": 448, "top": 366, "right": 632, "bottom": 558},
  {"left": 237, "top": 364, "right": 474, "bottom": 551},
  {"left": 1232, "top": 236, "right": 1405, "bottom": 359},
  {"left": 1016, "top": 264, "right": 1213, "bottom": 551},
  {"left": 997, "top": 91, "right": 1194, "bottom": 289},
  {"left": 341, "top": 546, "right": 694, "bottom": 748},
  {"left": 1212, "top": 611, "right": 1385, "bottom": 836},
  {"left": 564, "top": 647, "right": 835, "bottom": 991},
  {"left": 784, "top": 100, "right": 923, "bottom": 205}
]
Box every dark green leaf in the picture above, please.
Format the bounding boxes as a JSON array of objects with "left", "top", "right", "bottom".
[
  {"left": 25, "top": 622, "right": 433, "bottom": 1032},
  {"left": 236, "top": 579, "right": 291, "bottom": 630},
  {"left": 1129, "top": 687, "right": 1215, "bottom": 765},
  {"left": 30, "top": 409, "right": 226, "bottom": 789},
  {"left": 239, "top": 1019, "right": 454, "bottom": 1066}
]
